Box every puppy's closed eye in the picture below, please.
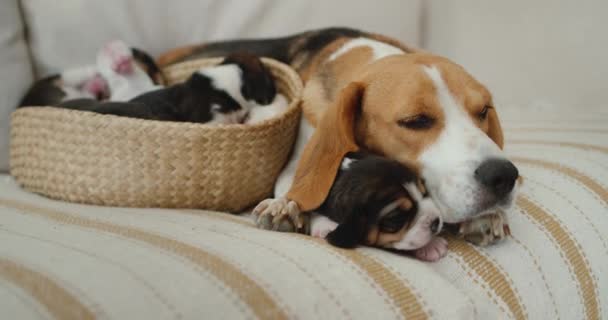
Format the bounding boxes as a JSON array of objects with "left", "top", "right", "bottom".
[{"left": 378, "top": 209, "right": 408, "bottom": 233}]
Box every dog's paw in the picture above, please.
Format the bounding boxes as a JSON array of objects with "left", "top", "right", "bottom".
[
  {"left": 101, "top": 40, "right": 134, "bottom": 75},
  {"left": 252, "top": 197, "right": 309, "bottom": 233},
  {"left": 414, "top": 236, "right": 448, "bottom": 262},
  {"left": 458, "top": 211, "right": 510, "bottom": 246},
  {"left": 309, "top": 214, "right": 338, "bottom": 239}
]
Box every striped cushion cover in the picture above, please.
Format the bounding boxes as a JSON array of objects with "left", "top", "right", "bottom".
[{"left": 1, "top": 107, "right": 606, "bottom": 319}]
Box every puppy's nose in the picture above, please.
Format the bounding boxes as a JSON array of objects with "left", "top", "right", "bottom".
[{"left": 475, "top": 159, "right": 519, "bottom": 198}]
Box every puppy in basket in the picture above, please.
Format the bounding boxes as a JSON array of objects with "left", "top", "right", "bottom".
[
  {"left": 20, "top": 44, "right": 288, "bottom": 125},
  {"left": 19, "top": 40, "right": 164, "bottom": 106},
  {"left": 58, "top": 53, "right": 287, "bottom": 125}
]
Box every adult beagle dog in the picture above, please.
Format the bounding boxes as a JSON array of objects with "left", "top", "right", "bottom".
[{"left": 158, "top": 27, "right": 519, "bottom": 246}]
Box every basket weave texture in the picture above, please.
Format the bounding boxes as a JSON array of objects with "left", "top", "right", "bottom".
[{"left": 10, "top": 58, "right": 302, "bottom": 211}]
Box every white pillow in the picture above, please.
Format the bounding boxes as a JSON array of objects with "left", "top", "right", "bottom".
[{"left": 0, "top": 0, "right": 34, "bottom": 172}]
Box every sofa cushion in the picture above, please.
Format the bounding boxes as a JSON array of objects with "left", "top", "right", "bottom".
[
  {"left": 1, "top": 108, "right": 607, "bottom": 319},
  {"left": 0, "top": 0, "right": 34, "bottom": 172}
]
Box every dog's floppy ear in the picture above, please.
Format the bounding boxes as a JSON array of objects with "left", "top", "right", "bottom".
[
  {"left": 286, "top": 82, "right": 365, "bottom": 211},
  {"left": 487, "top": 108, "right": 504, "bottom": 149}
]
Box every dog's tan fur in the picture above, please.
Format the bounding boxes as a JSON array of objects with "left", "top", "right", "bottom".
[
  {"left": 158, "top": 29, "right": 507, "bottom": 245},
  {"left": 287, "top": 51, "right": 503, "bottom": 212}
]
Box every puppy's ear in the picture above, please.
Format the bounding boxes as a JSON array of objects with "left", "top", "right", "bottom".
[
  {"left": 287, "top": 82, "right": 365, "bottom": 211},
  {"left": 326, "top": 214, "right": 367, "bottom": 249},
  {"left": 222, "top": 53, "right": 276, "bottom": 105},
  {"left": 487, "top": 108, "right": 504, "bottom": 149}
]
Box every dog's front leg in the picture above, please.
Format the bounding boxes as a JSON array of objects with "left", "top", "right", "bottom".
[
  {"left": 252, "top": 117, "right": 315, "bottom": 233},
  {"left": 457, "top": 210, "right": 511, "bottom": 246},
  {"left": 252, "top": 197, "right": 309, "bottom": 233}
]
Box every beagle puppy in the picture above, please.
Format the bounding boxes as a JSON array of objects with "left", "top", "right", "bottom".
[
  {"left": 161, "top": 27, "right": 521, "bottom": 246},
  {"left": 19, "top": 40, "right": 163, "bottom": 107},
  {"left": 307, "top": 151, "right": 448, "bottom": 262},
  {"left": 56, "top": 53, "right": 287, "bottom": 125}
]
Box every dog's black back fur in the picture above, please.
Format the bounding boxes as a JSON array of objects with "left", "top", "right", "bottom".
[{"left": 174, "top": 27, "right": 367, "bottom": 66}]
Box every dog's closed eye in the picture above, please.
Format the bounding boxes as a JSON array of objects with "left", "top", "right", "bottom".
[
  {"left": 477, "top": 105, "right": 492, "bottom": 121},
  {"left": 397, "top": 114, "right": 435, "bottom": 130}
]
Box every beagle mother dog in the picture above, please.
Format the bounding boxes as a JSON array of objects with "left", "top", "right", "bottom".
[{"left": 158, "top": 27, "right": 519, "bottom": 246}]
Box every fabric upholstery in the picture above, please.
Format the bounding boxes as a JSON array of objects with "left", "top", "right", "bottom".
[{"left": 1, "top": 109, "right": 607, "bottom": 319}]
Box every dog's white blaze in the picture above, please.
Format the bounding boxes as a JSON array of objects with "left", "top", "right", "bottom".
[
  {"left": 199, "top": 64, "right": 249, "bottom": 108},
  {"left": 274, "top": 117, "right": 315, "bottom": 197},
  {"left": 418, "top": 66, "right": 505, "bottom": 222},
  {"left": 329, "top": 38, "right": 403, "bottom": 62}
]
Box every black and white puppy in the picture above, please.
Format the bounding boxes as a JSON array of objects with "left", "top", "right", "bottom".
[
  {"left": 309, "top": 151, "right": 448, "bottom": 262},
  {"left": 19, "top": 40, "right": 163, "bottom": 107},
  {"left": 57, "top": 53, "right": 288, "bottom": 125}
]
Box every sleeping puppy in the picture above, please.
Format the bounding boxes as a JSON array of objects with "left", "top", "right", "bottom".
[
  {"left": 306, "top": 151, "right": 448, "bottom": 262},
  {"left": 19, "top": 40, "right": 163, "bottom": 107},
  {"left": 58, "top": 53, "right": 288, "bottom": 125}
]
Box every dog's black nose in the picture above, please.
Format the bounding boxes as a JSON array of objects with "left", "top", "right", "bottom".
[{"left": 475, "top": 159, "right": 519, "bottom": 198}]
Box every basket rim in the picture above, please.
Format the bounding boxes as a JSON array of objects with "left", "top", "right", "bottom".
[{"left": 14, "top": 57, "right": 303, "bottom": 133}]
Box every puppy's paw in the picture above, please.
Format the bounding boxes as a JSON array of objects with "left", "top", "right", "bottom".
[
  {"left": 101, "top": 40, "right": 134, "bottom": 75},
  {"left": 458, "top": 211, "right": 510, "bottom": 246},
  {"left": 252, "top": 197, "right": 308, "bottom": 233},
  {"left": 310, "top": 214, "right": 338, "bottom": 239},
  {"left": 82, "top": 74, "right": 109, "bottom": 100},
  {"left": 414, "top": 237, "right": 448, "bottom": 262}
]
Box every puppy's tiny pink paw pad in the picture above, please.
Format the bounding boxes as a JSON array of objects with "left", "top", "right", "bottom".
[
  {"left": 102, "top": 41, "right": 134, "bottom": 74},
  {"left": 414, "top": 237, "right": 448, "bottom": 262},
  {"left": 83, "top": 74, "right": 108, "bottom": 98}
]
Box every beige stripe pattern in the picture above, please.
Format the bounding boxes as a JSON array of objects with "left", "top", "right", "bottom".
[
  {"left": 183, "top": 211, "right": 430, "bottom": 319},
  {"left": 0, "top": 258, "right": 96, "bottom": 320},
  {"left": 517, "top": 197, "right": 599, "bottom": 320},
  {"left": 504, "top": 128, "right": 608, "bottom": 133},
  {"left": 0, "top": 198, "right": 288, "bottom": 320},
  {"left": 447, "top": 237, "right": 527, "bottom": 320},
  {"left": 509, "top": 140, "right": 608, "bottom": 154},
  {"left": 513, "top": 157, "right": 608, "bottom": 205},
  {"left": 3, "top": 108, "right": 607, "bottom": 319},
  {"left": 326, "top": 243, "right": 428, "bottom": 319}
]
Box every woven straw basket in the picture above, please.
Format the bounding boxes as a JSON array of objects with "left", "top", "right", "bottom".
[{"left": 10, "top": 58, "right": 303, "bottom": 211}]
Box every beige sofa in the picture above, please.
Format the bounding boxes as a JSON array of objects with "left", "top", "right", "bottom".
[{"left": 1, "top": 1, "right": 607, "bottom": 319}]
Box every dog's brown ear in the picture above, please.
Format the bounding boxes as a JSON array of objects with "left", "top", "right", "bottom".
[
  {"left": 487, "top": 108, "right": 504, "bottom": 149},
  {"left": 286, "top": 82, "right": 365, "bottom": 211}
]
